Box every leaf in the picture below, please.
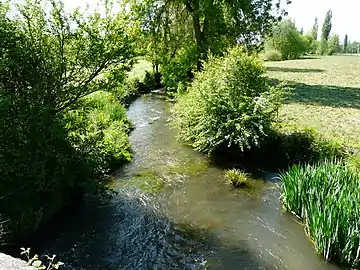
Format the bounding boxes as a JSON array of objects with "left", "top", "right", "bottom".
[{"left": 31, "top": 260, "right": 43, "bottom": 267}]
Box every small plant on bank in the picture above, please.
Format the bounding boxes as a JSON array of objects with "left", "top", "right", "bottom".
[
  {"left": 21, "top": 248, "right": 64, "bottom": 269},
  {"left": 225, "top": 169, "right": 249, "bottom": 187}
]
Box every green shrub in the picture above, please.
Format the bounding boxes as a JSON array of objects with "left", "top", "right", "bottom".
[
  {"left": 277, "top": 128, "right": 346, "bottom": 164},
  {"left": 161, "top": 44, "right": 197, "bottom": 91},
  {"left": 265, "top": 20, "right": 307, "bottom": 60},
  {"left": 263, "top": 50, "right": 282, "bottom": 61},
  {"left": 173, "top": 46, "right": 285, "bottom": 154},
  {"left": 64, "top": 91, "right": 132, "bottom": 174},
  {"left": 281, "top": 160, "right": 360, "bottom": 266},
  {"left": 224, "top": 169, "right": 248, "bottom": 187}
]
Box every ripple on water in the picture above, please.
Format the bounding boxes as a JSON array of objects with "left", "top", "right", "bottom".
[{"left": 37, "top": 94, "right": 341, "bottom": 270}]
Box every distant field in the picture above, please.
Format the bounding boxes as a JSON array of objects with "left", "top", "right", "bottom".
[
  {"left": 128, "top": 59, "right": 153, "bottom": 78},
  {"left": 266, "top": 55, "right": 360, "bottom": 149}
]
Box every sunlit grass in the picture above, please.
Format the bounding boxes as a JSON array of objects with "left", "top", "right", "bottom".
[
  {"left": 266, "top": 55, "right": 360, "bottom": 149},
  {"left": 128, "top": 59, "right": 152, "bottom": 79},
  {"left": 224, "top": 169, "right": 249, "bottom": 187}
]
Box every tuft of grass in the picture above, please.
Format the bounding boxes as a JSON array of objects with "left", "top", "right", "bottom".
[
  {"left": 266, "top": 55, "right": 360, "bottom": 150},
  {"left": 224, "top": 169, "right": 249, "bottom": 187},
  {"left": 280, "top": 160, "right": 360, "bottom": 267}
]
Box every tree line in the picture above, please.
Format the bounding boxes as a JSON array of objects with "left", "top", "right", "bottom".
[{"left": 265, "top": 9, "right": 360, "bottom": 60}]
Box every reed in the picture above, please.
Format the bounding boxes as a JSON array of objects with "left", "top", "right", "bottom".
[{"left": 281, "top": 160, "right": 360, "bottom": 266}]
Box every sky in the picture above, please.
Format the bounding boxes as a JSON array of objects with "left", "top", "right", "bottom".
[
  {"left": 62, "top": 0, "right": 360, "bottom": 42},
  {"left": 286, "top": 0, "right": 360, "bottom": 42}
]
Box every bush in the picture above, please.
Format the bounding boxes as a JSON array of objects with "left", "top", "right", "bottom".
[
  {"left": 224, "top": 169, "right": 248, "bottom": 187},
  {"left": 265, "top": 20, "right": 307, "bottom": 60},
  {"left": 161, "top": 44, "right": 197, "bottom": 91},
  {"left": 63, "top": 91, "right": 132, "bottom": 174},
  {"left": 281, "top": 160, "right": 360, "bottom": 266},
  {"left": 263, "top": 50, "right": 282, "bottom": 61},
  {"left": 0, "top": 0, "right": 135, "bottom": 245},
  {"left": 173, "top": 46, "right": 285, "bottom": 154}
]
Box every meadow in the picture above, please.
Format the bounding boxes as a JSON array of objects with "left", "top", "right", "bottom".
[{"left": 266, "top": 55, "right": 360, "bottom": 149}]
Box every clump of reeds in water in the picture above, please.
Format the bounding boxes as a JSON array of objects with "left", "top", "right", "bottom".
[
  {"left": 280, "top": 159, "right": 360, "bottom": 267},
  {"left": 225, "top": 169, "right": 249, "bottom": 187}
]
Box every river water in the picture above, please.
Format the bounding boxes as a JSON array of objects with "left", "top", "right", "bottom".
[{"left": 38, "top": 94, "right": 341, "bottom": 270}]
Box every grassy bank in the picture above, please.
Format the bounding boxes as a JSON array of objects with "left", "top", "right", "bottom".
[
  {"left": 266, "top": 55, "right": 360, "bottom": 149},
  {"left": 267, "top": 56, "right": 360, "bottom": 267}
]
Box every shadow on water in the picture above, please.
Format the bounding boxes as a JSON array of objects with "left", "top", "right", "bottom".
[
  {"left": 33, "top": 193, "right": 265, "bottom": 270},
  {"left": 33, "top": 93, "right": 342, "bottom": 270},
  {"left": 267, "top": 67, "right": 324, "bottom": 73}
]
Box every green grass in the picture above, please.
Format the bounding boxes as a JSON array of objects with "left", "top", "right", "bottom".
[
  {"left": 280, "top": 160, "right": 360, "bottom": 266},
  {"left": 224, "top": 169, "right": 249, "bottom": 187},
  {"left": 128, "top": 59, "right": 153, "bottom": 79},
  {"left": 266, "top": 55, "right": 360, "bottom": 149}
]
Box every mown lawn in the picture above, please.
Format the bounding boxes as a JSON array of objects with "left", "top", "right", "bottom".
[{"left": 266, "top": 55, "right": 360, "bottom": 149}]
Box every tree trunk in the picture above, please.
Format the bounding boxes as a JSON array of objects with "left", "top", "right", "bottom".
[{"left": 185, "top": 0, "right": 204, "bottom": 71}]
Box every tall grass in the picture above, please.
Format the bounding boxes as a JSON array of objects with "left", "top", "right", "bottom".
[{"left": 281, "top": 160, "right": 360, "bottom": 266}]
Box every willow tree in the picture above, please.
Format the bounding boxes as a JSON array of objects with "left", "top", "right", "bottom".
[{"left": 129, "top": 0, "right": 291, "bottom": 76}]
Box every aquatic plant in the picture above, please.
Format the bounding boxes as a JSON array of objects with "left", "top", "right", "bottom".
[
  {"left": 280, "top": 160, "right": 360, "bottom": 266},
  {"left": 225, "top": 169, "right": 249, "bottom": 187}
]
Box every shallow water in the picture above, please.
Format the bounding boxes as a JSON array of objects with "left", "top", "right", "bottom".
[{"left": 38, "top": 94, "right": 341, "bottom": 270}]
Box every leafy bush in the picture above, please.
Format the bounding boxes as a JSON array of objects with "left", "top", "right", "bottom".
[
  {"left": 265, "top": 20, "right": 307, "bottom": 60},
  {"left": 224, "top": 169, "right": 248, "bottom": 187},
  {"left": 281, "top": 160, "right": 360, "bottom": 266},
  {"left": 263, "top": 50, "right": 282, "bottom": 61},
  {"left": 0, "top": 0, "right": 135, "bottom": 244},
  {"left": 173, "top": 46, "right": 284, "bottom": 154},
  {"left": 64, "top": 91, "right": 132, "bottom": 174},
  {"left": 161, "top": 44, "right": 197, "bottom": 91}
]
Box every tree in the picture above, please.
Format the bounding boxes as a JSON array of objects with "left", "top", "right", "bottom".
[
  {"left": 311, "top": 17, "right": 318, "bottom": 41},
  {"left": 321, "top": 10, "right": 332, "bottom": 41},
  {"left": 300, "top": 27, "right": 304, "bottom": 35},
  {"left": 0, "top": 0, "right": 135, "bottom": 241},
  {"left": 328, "top": 34, "right": 340, "bottom": 55},
  {"left": 344, "top": 34, "right": 348, "bottom": 53},
  {"left": 265, "top": 20, "right": 307, "bottom": 60},
  {"left": 128, "top": 0, "right": 291, "bottom": 89}
]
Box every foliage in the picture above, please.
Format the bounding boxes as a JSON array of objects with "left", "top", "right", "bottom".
[
  {"left": 327, "top": 34, "right": 340, "bottom": 55},
  {"left": 224, "top": 169, "right": 248, "bottom": 187},
  {"left": 0, "top": 0, "right": 135, "bottom": 243},
  {"left": 321, "top": 10, "right": 333, "bottom": 41},
  {"left": 265, "top": 20, "right": 307, "bottom": 60},
  {"left": 21, "top": 248, "right": 63, "bottom": 270},
  {"left": 343, "top": 34, "right": 348, "bottom": 53},
  {"left": 281, "top": 160, "right": 360, "bottom": 266},
  {"left": 160, "top": 44, "right": 198, "bottom": 90},
  {"left": 174, "top": 47, "right": 285, "bottom": 154},
  {"left": 63, "top": 91, "right": 132, "bottom": 174},
  {"left": 128, "top": 0, "right": 290, "bottom": 88},
  {"left": 263, "top": 50, "right": 282, "bottom": 61},
  {"left": 274, "top": 128, "right": 346, "bottom": 164},
  {"left": 302, "top": 34, "right": 318, "bottom": 54},
  {"left": 310, "top": 17, "right": 319, "bottom": 41}
]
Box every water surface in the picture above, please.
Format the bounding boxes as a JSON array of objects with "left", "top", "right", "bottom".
[{"left": 39, "top": 94, "right": 341, "bottom": 270}]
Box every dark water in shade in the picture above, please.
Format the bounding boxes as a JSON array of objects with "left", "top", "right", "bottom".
[{"left": 37, "top": 94, "right": 342, "bottom": 270}]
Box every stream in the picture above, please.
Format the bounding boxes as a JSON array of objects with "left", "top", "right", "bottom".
[{"left": 37, "top": 94, "right": 341, "bottom": 270}]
